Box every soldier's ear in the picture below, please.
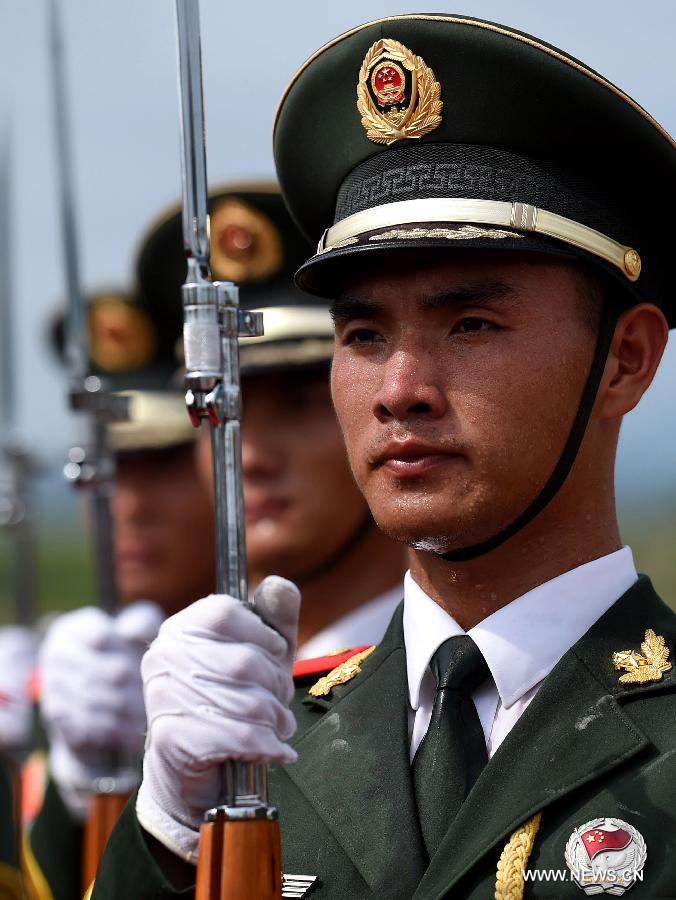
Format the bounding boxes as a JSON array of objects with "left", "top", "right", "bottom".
[{"left": 597, "top": 303, "right": 668, "bottom": 422}]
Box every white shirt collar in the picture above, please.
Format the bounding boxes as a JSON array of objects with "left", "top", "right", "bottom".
[
  {"left": 297, "top": 583, "right": 403, "bottom": 660},
  {"left": 404, "top": 547, "right": 638, "bottom": 711}
]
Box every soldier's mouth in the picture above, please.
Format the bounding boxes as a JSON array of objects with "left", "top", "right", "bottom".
[
  {"left": 245, "top": 497, "right": 291, "bottom": 524},
  {"left": 371, "top": 439, "right": 463, "bottom": 476}
]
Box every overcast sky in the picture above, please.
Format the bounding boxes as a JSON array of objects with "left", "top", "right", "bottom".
[{"left": 1, "top": 0, "right": 675, "bottom": 499}]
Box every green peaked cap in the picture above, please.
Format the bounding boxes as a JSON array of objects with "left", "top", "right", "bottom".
[
  {"left": 48, "top": 290, "right": 196, "bottom": 452},
  {"left": 134, "top": 183, "right": 334, "bottom": 374},
  {"left": 274, "top": 14, "right": 676, "bottom": 325}
]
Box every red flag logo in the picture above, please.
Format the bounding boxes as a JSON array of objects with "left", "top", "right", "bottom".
[{"left": 580, "top": 826, "right": 632, "bottom": 861}]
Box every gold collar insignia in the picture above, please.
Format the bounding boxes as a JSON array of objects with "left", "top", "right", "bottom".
[
  {"left": 612, "top": 629, "right": 672, "bottom": 685},
  {"left": 308, "top": 646, "right": 376, "bottom": 697}
]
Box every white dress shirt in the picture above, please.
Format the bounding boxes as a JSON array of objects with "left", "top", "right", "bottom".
[
  {"left": 297, "top": 583, "right": 403, "bottom": 659},
  {"left": 404, "top": 547, "right": 638, "bottom": 761}
]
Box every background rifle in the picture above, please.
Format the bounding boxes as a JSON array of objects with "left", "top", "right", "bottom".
[
  {"left": 0, "top": 120, "right": 39, "bottom": 884},
  {"left": 0, "top": 123, "right": 38, "bottom": 630},
  {"left": 173, "top": 2, "right": 282, "bottom": 898},
  {"left": 46, "top": 0, "right": 133, "bottom": 888}
]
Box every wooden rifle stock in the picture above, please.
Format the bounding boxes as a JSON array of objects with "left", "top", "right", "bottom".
[
  {"left": 81, "top": 792, "right": 130, "bottom": 891},
  {"left": 195, "top": 816, "right": 282, "bottom": 900}
]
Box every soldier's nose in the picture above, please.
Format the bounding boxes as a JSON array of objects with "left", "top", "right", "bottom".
[{"left": 372, "top": 352, "right": 447, "bottom": 422}]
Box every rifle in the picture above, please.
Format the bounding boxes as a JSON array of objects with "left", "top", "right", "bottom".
[
  {"left": 173, "top": 3, "right": 282, "bottom": 898},
  {"left": 0, "top": 123, "right": 38, "bottom": 631},
  {"left": 0, "top": 121, "right": 38, "bottom": 883},
  {"left": 46, "top": 1, "right": 133, "bottom": 888}
]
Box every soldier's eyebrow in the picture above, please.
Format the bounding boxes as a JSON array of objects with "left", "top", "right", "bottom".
[
  {"left": 420, "top": 280, "right": 521, "bottom": 310},
  {"left": 330, "top": 296, "right": 384, "bottom": 323},
  {"left": 330, "top": 280, "right": 521, "bottom": 322}
]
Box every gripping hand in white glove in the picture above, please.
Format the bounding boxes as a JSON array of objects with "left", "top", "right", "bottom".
[
  {"left": 136, "top": 575, "right": 301, "bottom": 864},
  {"left": 0, "top": 625, "right": 38, "bottom": 753},
  {"left": 39, "top": 601, "right": 164, "bottom": 820}
]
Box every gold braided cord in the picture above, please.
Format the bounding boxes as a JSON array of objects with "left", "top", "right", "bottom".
[
  {"left": 494, "top": 812, "right": 542, "bottom": 900},
  {"left": 20, "top": 835, "right": 54, "bottom": 900}
]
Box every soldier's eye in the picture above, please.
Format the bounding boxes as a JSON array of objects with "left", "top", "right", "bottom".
[
  {"left": 345, "top": 328, "right": 382, "bottom": 344},
  {"left": 455, "top": 317, "right": 493, "bottom": 334}
]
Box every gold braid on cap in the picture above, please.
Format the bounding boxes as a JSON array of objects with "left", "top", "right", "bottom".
[
  {"left": 494, "top": 813, "right": 542, "bottom": 900},
  {"left": 317, "top": 198, "right": 641, "bottom": 282}
]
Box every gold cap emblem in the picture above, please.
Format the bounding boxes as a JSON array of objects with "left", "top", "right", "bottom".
[
  {"left": 89, "top": 299, "right": 155, "bottom": 372},
  {"left": 612, "top": 628, "right": 672, "bottom": 684},
  {"left": 357, "top": 39, "right": 442, "bottom": 145},
  {"left": 210, "top": 198, "right": 283, "bottom": 284}
]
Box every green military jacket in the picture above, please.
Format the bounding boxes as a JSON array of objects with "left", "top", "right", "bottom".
[
  {"left": 0, "top": 756, "right": 24, "bottom": 898},
  {"left": 86, "top": 576, "right": 676, "bottom": 898}
]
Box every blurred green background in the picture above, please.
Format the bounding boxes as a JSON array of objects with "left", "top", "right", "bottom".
[{"left": 0, "top": 483, "right": 674, "bottom": 624}]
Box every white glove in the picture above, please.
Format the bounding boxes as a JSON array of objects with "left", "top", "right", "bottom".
[
  {"left": 39, "top": 601, "right": 164, "bottom": 820},
  {"left": 136, "top": 576, "right": 301, "bottom": 863},
  {"left": 0, "top": 625, "right": 38, "bottom": 752}
]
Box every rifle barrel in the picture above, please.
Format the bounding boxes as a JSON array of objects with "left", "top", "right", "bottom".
[
  {"left": 0, "top": 126, "right": 14, "bottom": 429},
  {"left": 173, "top": 8, "right": 281, "bottom": 897},
  {"left": 47, "top": 0, "right": 87, "bottom": 382},
  {"left": 0, "top": 123, "right": 38, "bottom": 627},
  {"left": 175, "top": 0, "right": 210, "bottom": 280},
  {"left": 47, "top": 0, "right": 119, "bottom": 613}
]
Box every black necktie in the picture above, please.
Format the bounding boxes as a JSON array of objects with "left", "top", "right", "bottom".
[{"left": 412, "top": 635, "right": 490, "bottom": 858}]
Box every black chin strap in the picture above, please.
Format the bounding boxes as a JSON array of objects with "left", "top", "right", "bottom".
[
  {"left": 440, "top": 303, "right": 618, "bottom": 562},
  {"left": 296, "top": 510, "right": 375, "bottom": 585}
]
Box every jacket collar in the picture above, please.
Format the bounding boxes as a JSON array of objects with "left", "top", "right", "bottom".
[{"left": 405, "top": 548, "right": 638, "bottom": 711}]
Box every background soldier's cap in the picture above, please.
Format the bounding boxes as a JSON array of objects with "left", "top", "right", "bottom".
[
  {"left": 106, "top": 389, "right": 195, "bottom": 453},
  {"left": 49, "top": 290, "right": 195, "bottom": 453},
  {"left": 135, "top": 182, "right": 334, "bottom": 375},
  {"left": 274, "top": 14, "right": 676, "bottom": 325}
]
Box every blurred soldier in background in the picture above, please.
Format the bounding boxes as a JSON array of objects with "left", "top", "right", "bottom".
[
  {"left": 25, "top": 290, "right": 210, "bottom": 898},
  {"left": 135, "top": 185, "right": 406, "bottom": 657},
  {"left": 0, "top": 627, "right": 37, "bottom": 759},
  {"left": 0, "top": 626, "right": 37, "bottom": 898},
  {"left": 26, "top": 186, "right": 405, "bottom": 899}
]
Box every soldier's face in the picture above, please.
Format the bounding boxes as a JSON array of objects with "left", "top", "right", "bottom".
[
  {"left": 196, "top": 369, "right": 369, "bottom": 581},
  {"left": 112, "top": 444, "right": 215, "bottom": 614},
  {"left": 330, "top": 251, "right": 597, "bottom": 553}
]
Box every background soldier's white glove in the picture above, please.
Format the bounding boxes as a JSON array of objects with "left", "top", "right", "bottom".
[
  {"left": 39, "top": 601, "right": 164, "bottom": 820},
  {"left": 136, "top": 576, "right": 301, "bottom": 863},
  {"left": 0, "top": 625, "right": 38, "bottom": 753}
]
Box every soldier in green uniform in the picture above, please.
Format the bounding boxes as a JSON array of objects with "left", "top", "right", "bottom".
[
  {"left": 24, "top": 291, "right": 208, "bottom": 900},
  {"left": 135, "top": 185, "right": 405, "bottom": 655},
  {"left": 92, "top": 24, "right": 676, "bottom": 889}
]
